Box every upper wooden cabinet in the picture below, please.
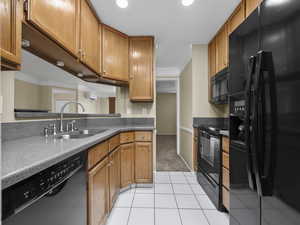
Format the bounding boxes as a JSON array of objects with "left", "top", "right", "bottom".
[
  {"left": 135, "top": 142, "right": 153, "bottom": 183},
  {"left": 208, "top": 38, "right": 216, "bottom": 77},
  {"left": 88, "top": 158, "right": 109, "bottom": 225},
  {"left": 102, "top": 25, "right": 129, "bottom": 82},
  {"left": 0, "top": 0, "right": 22, "bottom": 69},
  {"left": 129, "top": 37, "right": 154, "bottom": 102},
  {"left": 26, "top": 0, "right": 80, "bottom": 57},
  {"left": 228, "top": 1, "right": 246, "bottom": 34},
  {"left": 245, "top": 0, "right": 263, "bottom": 17},
  {"left": 80, "top": 0, "right": 100, "bottom": 73},
  {"left": 216, "top": 23, "right": 228, "bottom": 73}
]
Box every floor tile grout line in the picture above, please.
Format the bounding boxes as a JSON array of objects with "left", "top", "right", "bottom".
[
  {"left": 170, "top": 173, "right": 184, "bottom": 225},
  {"left": 126, "top": 186, "right": 136, "bottom": 225},
  {"left": 185, "top": 172, "right": 213, "bottom": 225}
]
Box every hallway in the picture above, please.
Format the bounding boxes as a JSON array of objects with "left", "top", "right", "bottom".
[{"left": 156, "top": 135, "right": 190, "bottom": 172}]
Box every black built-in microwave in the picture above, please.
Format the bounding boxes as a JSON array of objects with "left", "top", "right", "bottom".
[{"left": 211, "top": 68, "right": 228, "bottom": 104}]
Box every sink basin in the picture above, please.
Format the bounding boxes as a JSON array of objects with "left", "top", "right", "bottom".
[{"left": 55, "top": 129, "right": 107, "bottom": 140}]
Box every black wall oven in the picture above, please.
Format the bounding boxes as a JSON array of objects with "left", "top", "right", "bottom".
[{"left": 197, "top": 127, "right": 223, "bottom": 211}]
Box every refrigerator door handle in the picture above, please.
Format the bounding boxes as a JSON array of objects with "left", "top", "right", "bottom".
[
  {"left": 254, "top": 51, "right": 277, "bottom": 196},
  {"left": 245, "top": 55, "right": 257, "bottom": 191}
]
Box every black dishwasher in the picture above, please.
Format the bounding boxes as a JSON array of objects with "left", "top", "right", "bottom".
[{"left": 2, "top": 152, "right": 87, "bottom": 225}]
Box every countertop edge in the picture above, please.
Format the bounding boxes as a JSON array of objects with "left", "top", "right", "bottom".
[{"left": 2, "top": 126, "right": 155, "bottom": 190}]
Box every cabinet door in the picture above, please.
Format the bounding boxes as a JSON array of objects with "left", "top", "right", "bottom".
[
  {"left": 88, "top": 158, "right": 109, "bottom": 225},
  {"left": 245, "top": 0, "right": 262, "bottom": 17},
  {"left": 0, "top": 0, "right": 22, "bottom": 67},
  {"left": 135, "top": 142, "right": 153, "bottom": 183},
  {"left": 216, "top": 24, "right": 228, "bottom": 72},
  {"left": 129, "top": 37, "right": 154, "bottom": 102},
  {"left": 80, "top": 0, "right": 100, "bottom": 73},
  {"left": 208, "top": 38, "right": 216, "bottom": 77},
  {"left": 102, "top": 25, "right": 129, "bottom": 82},
  {"left": 120, "top": 143, "right": 134, "bottom": 188},
  {"left": 109, "top": 147, "right": 120, "bottom": 211},
  {"left": 26, "top": 0, "right": 79, "bottom": 56},
  {"left": 228, "top": 1, "right": 246, "bottom": 34}
]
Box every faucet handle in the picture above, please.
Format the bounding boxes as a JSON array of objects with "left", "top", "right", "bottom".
[{"left": 49, "top": 124, "right": 57, "bottom": 135}]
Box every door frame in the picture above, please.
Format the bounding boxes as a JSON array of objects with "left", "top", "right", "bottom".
[{"left": 156, "top": 77, "right": 180, "bottom": 155}]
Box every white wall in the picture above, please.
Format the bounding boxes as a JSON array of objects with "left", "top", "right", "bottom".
[{"left": 156, "top": 93, "right": 176, "bottom": 135}]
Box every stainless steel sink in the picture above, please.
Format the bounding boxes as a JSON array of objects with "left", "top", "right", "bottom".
[{"left": 55, "top": 129, "right": 107, "bottom": 140}]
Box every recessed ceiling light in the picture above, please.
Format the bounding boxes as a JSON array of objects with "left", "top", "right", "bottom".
[
  {"left": 182, "top": 0, "right": 194, "bottom": 6},
  {"left": 116, "top": 0, "right": 128, "bottom": 8}
]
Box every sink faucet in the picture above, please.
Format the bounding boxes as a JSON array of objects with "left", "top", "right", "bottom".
[{"left": 60, "top": 102, "right": 85, "bottom": 133}]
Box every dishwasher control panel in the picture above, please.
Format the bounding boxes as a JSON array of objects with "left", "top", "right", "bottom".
[{"left": 2, "top": 152, "right": 86, "bottom": 221}]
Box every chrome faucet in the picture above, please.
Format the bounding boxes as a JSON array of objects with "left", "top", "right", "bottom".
[{"left": 60, "top": 102, "right": 85, "bottom": 133}]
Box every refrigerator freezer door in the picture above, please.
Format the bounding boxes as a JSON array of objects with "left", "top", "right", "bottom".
[
  {"left": 229, "top": 8, "right": 261, "bottom": 225},
  {"left": 260, "top": 0, "right": 300, "bottom": 224}
]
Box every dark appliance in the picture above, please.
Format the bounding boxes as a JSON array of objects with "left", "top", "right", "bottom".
[
  {"left": 2, "top": 152, "right": 87, "bottom": 225},
  {"left": 211, "top": 68, "right": 229, "bottom": 104},
  {"left": 197, "top": 126, "right": 223, "bottom": 211},
  {"left": 229, "top": 0, "right": 300, "bottom": 224}
]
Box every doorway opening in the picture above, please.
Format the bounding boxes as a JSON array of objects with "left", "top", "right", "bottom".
[{"left": 156, "top": 79, "right": 189, "bottom": 171}]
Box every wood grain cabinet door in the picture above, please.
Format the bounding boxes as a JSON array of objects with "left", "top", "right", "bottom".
[
  {"left": 109, "top": 147, "right": 120, "bottom": 211},
  {"left": 88, "top": 158, "right": 109, "bottom": 225},
  {"left": 135, "top": 142, "right": 153, "bottom": 183},
  {"left": 228, "top": 1, "right": 246, "bottom": 34},
  {"left": 208, "top": 38, "right": 216, "bottom": 77},
  {"left": 120, "top": 143, "right": 134, "bottom": 188},
  {"left": 80, "top": 0, "right": 100, "bottom": 73},
  {"left": 129, "top": 37, "right": 154, "bottom": 102},
  {"left": 26, "top": 0, "right": 80, "bottom": 57},
  {"left": 0, "top": 0, "right": 22, "bottom": 67},
  {"left": 216, "top": 24, "right": 228, "bottom": 72},
  {"left": 102, "top": 25, "right": 129, "bottom": 82},
  {"left": 245, "top": 0, "right": 263, "bottom": 17}
]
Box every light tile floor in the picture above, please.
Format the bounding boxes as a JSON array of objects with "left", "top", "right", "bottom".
[{"left": 106, "top": 171, "right": 229, "bottom": 225}]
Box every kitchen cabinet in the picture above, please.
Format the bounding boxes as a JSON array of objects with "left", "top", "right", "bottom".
[
  {"left": 120, "top": 143, "right": 134, "bottom": 188},
  {"left": 0, "top": 0, "right": 22, "bottom": 69},
  {"left": 88, "top": 158, "right": 109, "bottom": 225},
  {"left": 135, "top": 142, "right": 153, "bottom": 183},
  {"left": 120, "top": 132, "right": 134, "bottom": 144},
  {"left": 88, "top": 141, "right": 109, "bottom": 170},
  {"left": 222, "top": 136, "right": 230, "bottom": 211},
  {"left": 193, "top": 128, "right": 198, "bottom": 171},
  {"left": 25, "top": 0, "right": 80, "bottom": 57},
  {"left": 208, "top": 38, "right": 216, "bottom": 101},
  {"left": 129, "top": 37, "right": 154, "bottom": 102},
  {"left": 108, "top": 147, "right": 120, "bottom": 211},
  {"left": 216, "top": 23, "right": 228, "bottom": 73},
  {"left": 245, "top": 0, "right": 262, "bottom": 17},
  {"left": 102, "top": 25, "right": 129, "bottom": 82},
  {"left": 135, "top": 131, "right": 152, "bottom": 142},
  {"left": 80, "top": 0, "right": 100, "bottom": 73},
  {"left": 228, "top": 1, "right": 246, "bottom": 34}
]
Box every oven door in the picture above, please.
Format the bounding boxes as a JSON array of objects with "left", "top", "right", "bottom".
[{"left": 198, "top": 130, "right": 221, "bottom": 184}]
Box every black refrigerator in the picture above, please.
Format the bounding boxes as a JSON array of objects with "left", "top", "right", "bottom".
[{"left": 229, "top": 0, "right": 300, "bottom": 225}]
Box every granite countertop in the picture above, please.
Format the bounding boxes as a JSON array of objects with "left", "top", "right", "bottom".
[{"left": 2, "top": 126, "right": 154, "bottom": 190}]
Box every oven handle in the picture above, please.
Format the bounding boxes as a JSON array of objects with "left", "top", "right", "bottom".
[{"left": 14, "top": 165, "right": 82, "bottom": 215}]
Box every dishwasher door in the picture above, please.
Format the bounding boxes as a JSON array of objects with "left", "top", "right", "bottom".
[{"left": 3, "top": 166, "right": 87, "bottom": 225}]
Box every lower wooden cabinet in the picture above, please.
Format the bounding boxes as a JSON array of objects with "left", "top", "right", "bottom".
[
  {"left": 120, "top": 143, "right": 135, "bottom": 188},
  {"left": 108, "top": 147, "right": 120, "bottom": 211},
  {"left": 88, "top": 158, "right": 109, "bottom": 225},
  {"left": 135, "top": 142, "right": 152, "bottom": 183}
]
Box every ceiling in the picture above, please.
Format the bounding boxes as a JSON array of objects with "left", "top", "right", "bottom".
[{"left": 90, "top": 0, "right": 240, "bottom": 74}]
